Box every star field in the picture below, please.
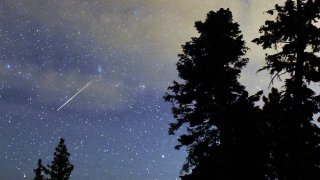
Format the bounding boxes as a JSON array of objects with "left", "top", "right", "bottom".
[{"left": 0, "top": 1, "right": 283, "bottom": 179}]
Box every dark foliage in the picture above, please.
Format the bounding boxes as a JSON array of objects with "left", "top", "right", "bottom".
[
  {"left": 33, "top": 138, "right": 74, "bottom": 180},
  {"left": 33, "top": 159, "right": 46, "bottom": 180},
  {"left": 164, "top": 8, "right": 266, "bottom": 179},
  {"left": 254, "top": 0, "right": 320, "bottom": 179},
  {"left": 262, "top": 86, "right": 320, "bottom": 179},
  {"left": 48, "top": 138, "right": 74, "bottom": 180}
]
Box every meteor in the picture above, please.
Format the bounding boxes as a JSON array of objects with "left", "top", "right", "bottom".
[{"left": 57, "top": 77, "right": 96, "bottom": 111}]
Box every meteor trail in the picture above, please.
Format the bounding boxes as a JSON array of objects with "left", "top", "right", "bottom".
[{"left": 57, "top": 77, "right": 96, "bottom": 111}]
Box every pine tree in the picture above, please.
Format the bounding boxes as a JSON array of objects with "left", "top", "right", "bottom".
[
  {"left": 34, "top": 159, "right": 46, "bottom": 180},
  {"left": 48, "top": 138, "right": 74, "bottom": 180},
  {"left": 253, "top": 0, "right": 320, "bottom": 179},
  {"left": 164, "top": 8, "right": 265, "bottom": 179}
]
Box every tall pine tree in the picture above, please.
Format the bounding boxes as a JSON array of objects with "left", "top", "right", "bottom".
[
  {"left": 49, "top": 138, "right": 74, "bottom": 180},
  {"left": 253, "top": 0, "right": 320, "bottom": 179},
  {"left": 165, "top": 8, "right": 266, "bottom": 179}
]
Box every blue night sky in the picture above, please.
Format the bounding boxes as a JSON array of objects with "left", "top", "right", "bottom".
[{"left": 0, "top": 1, "right": 284, "bottom": 180}]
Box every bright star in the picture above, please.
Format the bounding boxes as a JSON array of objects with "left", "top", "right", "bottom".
[{"left": 98, "top": 66, "right": 102, "bottom": 73}]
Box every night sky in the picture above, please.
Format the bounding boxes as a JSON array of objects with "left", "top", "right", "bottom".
[{"left": 0, "top": 1, "right": 284, "bottom": 180}]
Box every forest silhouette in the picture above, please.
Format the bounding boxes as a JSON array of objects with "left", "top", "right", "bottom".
[{"left": 165, "top": 0, "right": 320, "bottom": 179}]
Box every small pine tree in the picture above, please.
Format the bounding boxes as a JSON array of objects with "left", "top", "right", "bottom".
[
  {"left": 48, "top": 138, "right": 74, "bottom": 180},
  {"left": 34, "top": 159, "right": 45, "bottom": 180}
]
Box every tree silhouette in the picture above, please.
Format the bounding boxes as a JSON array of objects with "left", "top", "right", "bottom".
[
  {"left": 48, "top": 138, "right": 74, "bottom": 180},
  {"left": 164, "top": 8, "right": 266, "bottom": 179},
  {"left": 33, "top": 138, "right": 73, "bottom": 180},
  {"left": 33, "top": 159, "right": 46, "bottom": 180},
  {"left": 260, "top": 88, "right": 286, "bottom": 179},
  {"left": 253, "top": 0, "right": 320, "bottom": 179}
]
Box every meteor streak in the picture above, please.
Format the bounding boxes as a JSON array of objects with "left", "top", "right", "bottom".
[{"left": 57, "top": 77, "right": 96, "bottom": 111}]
